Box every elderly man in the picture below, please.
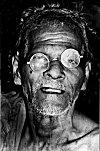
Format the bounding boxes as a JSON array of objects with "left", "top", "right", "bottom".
[{"left": 1, "top": 3, "right": 99, "bottom": 151}]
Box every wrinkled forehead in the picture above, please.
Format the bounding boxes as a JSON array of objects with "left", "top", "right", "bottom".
[
  {"left": 21, "top": 11, "right": 85, "bottom": 58},
  {"left": 29, "top": 16, "right": 84, "bottom": 47}
]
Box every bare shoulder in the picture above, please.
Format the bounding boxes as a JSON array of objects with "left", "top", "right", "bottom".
[
  {"left": 66, "top": 111, "right": 99, "bottom": 151},
  {"left": 73, "top": 111, "right": 99, "bottom": 133},
  {"left": 66, "top": 127, "right": 99, "bottom": 151}
]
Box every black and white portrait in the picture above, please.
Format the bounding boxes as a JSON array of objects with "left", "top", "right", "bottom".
[{"left": 1, "top": 0, "right": 100, "bottom": 151}]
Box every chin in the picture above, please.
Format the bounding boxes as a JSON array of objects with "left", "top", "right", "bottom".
[
  {"left": 36, "top": 102, "right": 70, "bottom": 116},
  {"left": 31, "top": 90, "right": 72, "bottom": 116}
]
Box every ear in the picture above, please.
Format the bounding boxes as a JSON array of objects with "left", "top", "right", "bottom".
[
  {"left": 12, "top": 52, "right": 21, "bottom": 85},
  {"left": 81, "top": 61, "right": 91, "bottom": 90}
]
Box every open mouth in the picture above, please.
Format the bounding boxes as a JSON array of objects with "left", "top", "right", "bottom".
[{"left": 40, "top": 87, "right": 65, "bottom": 94}]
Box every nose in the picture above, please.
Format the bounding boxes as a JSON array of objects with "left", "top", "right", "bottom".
[{"left": 43, "top": 61, "right": 65, "bottom": 79}]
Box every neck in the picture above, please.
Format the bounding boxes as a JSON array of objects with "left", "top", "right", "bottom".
[{"left": 28, "top": 106, "right": 75, "bottom": 148}]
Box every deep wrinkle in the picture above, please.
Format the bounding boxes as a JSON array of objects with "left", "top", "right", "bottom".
[
  {"left": 25, "top": 25, "right": 83, "bottom": 59},
  {"left": 33, "top": 32, "right": 83, "bottom": 52}
]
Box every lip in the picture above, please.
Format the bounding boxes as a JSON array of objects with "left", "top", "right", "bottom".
[{"left": 40, "top": 87, "right": 65, "bottom": 94}]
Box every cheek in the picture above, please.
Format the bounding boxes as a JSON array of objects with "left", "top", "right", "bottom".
[
  {"left": 65, "top": 68, "right": 84, "bottom": 90},
  {"left": 22, "top": 66, "right": 43, "bottom": 87}
]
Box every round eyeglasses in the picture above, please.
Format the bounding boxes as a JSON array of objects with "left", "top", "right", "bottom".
[{"left": 27, "top": 48, "right": 83, "bottom": 72}]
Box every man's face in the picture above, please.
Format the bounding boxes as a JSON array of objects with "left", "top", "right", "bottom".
[{"left": 21, "top": 25, "right": 85, "bottom": 116}]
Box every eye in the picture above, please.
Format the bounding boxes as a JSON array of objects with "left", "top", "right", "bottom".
[
  {"left": 27, "top": 53, "right": 49, "bottom": 71},
  {"left": 61, "top": 48, "right": 82, "bottom": 69}
]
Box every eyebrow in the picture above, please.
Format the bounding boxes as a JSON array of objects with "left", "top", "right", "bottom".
[{"left": 26, "top": 39, "right": 82, "bottom": 59}]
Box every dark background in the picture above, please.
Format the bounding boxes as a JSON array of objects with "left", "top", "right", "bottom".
[{"left": 1, "top": 0, "right": 100, "bottom": 123}]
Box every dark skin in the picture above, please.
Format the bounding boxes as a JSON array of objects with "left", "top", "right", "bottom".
[
  {"left": 22, "top": 30, "right": 84, "bottom": 113},
  {"left": 12, "top": 23, "right": 98, "bottom": 150}
]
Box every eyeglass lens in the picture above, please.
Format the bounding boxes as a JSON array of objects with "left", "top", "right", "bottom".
[
  {"left": 61, "top": 48, "right": 81, "bottom": 69},
  {"left": 29, "top": 53, "right": 49, "bottom": 71},
  {"left": 27, "top": 49, "right": 81, "bottom": 71}
]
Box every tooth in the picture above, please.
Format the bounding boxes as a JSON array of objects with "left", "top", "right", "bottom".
[{"left": 45, "top": 89, "right": 61, "bottom": 93}]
